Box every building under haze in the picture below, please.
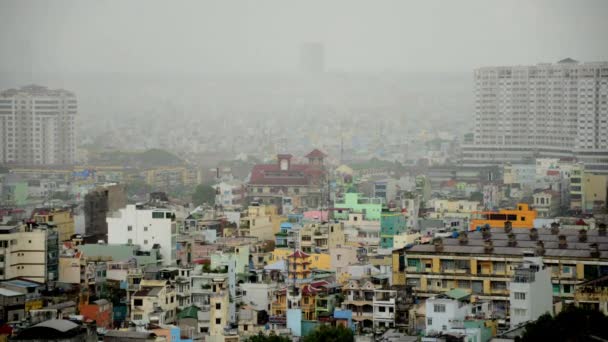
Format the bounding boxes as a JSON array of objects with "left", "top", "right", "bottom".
[
  {"left": 462, "top": 59, "right": 608, "bottom": 173},
  {"left": 300, "top": 42, "right": 325, "bottom": 73},
  {"left": 84, "top": 184, "right": 127, "bottom": 243},
  {"left": 0, "top": 85, "right": 77, "bottom": 166}
]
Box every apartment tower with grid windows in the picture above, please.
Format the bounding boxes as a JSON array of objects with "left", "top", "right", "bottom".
[
  {"left": 462, "top": 59, "right": 608, "bottom": 173},
  {"left": 0, "top": 85, "right": 77, "bottom": 166}
]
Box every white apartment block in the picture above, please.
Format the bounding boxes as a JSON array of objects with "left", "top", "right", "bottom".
[
  {"left": 509, "top": 256, "right": 553, "bottom": 328},
  {"left": 0, "top": 85, "right": 77, "bottom": 165},
  {"left": 463, "top": 59, "right": 608, "bottom": 173},
  {"left": 107, "top": 204, "right": 177, "bottom": 266}
]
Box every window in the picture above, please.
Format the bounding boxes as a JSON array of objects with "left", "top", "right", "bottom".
[
  {"left": 379, "top": 306, "right": 385, "bottom": 312},
  {"left": 133, "top": 314, "right": 143, "bottom": 320},
  {"left": 144, "top": 226, "right": 148, "bottom": 232},
  {"left": 152, "top": 212, "right": 165, "bottom": 219},
  {"left": 514, "top": 308, "right": 527, "bottom": 316},
  {"left": 216, "top": 318, "right": 221, "bottom": 325},
  {"left": 514, "top": 292, "right": 526, "bottom": 300},
  {"left": 216, "top": 303, "right": 221, "bottom": 309},
  {"left": 337, "top": 255, "right": 341, "bottom": 261},
  {"left": 427, "top": 317, "right": 432, "bottom": 325},
  {"left": 144, "top": 240, "right": 148, "bottom": 245},
  {"left": 134, "top": 299, "right": 143, "bottom": 306},
  {"left": 244, "top": 325, "right": 248, "bottom": 331},
  {"left": 433, "top": 304, "right": 446, "bottom": 313},
  {"left": 127, "top": 225, "right": 132, "bottom": 231},
  {"left": 166, "top": 212, "right": 172, "bottom": 219}
]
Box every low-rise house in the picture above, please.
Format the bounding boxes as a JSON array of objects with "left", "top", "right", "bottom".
[
  {"left": 343, "top": 279, "right": 376, "bottom": 331},
  {"left": 532, "top": 189, "right": 560, "bottom": 218},
  {"left": 424, "top": 289, "right": 493, "bottom": 342},
  {"left": 79, "top": 299, "right": 113, "bottom": 330},
  {"left": 131, "top": 279, "right": 177, "bottom": 324},
  {"left": 373, "top": 289, "right": 396, "bottom": 331},
  {"left": 46, "top": 301, "right": 77, "bottom": 319},
  {"left": 509, "top": 256, "right": 553, "bottom": 328},
  {"left": 104, "top": 330, "right": 160, "bottom": 341},
  {"left": 0, "top": 287, "right": 26, "bottom": 323},
  {"left": 11, "top": 319, "right": 97, "bottom": 341},
  {"left": 574, "top": 274, "right": 608, "bottom": 315}
]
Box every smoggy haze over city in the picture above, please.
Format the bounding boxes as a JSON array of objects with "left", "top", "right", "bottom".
[{"left": 1, "top": 0, "right": 607, "bottom": 73}]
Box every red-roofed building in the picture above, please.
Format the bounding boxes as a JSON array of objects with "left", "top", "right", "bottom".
[{"left": 247, "top": 150, "right": 327, "bottom": 211}]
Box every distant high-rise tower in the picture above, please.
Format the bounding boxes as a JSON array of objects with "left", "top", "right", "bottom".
[
  {"left": 462, "top": 59, "right": 608, "bottom": 173},
  {"left": 300, "top": 42, "right": 325, "bottom": 73},
  {"left": 0, "top": 85, "right": 77, "bottom": 165}
]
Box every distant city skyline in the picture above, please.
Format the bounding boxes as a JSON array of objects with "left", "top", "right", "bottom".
[{"left": 1, "top": 0, "right": 607, "bottom": 73}]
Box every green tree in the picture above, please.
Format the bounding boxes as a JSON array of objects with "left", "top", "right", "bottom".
[
  {"left": 244, "top": 332, "right": 290, "bottom": 342},
  {"left": 520, "top": 306, "right": 608, "bottom": 342},
  {"left": 303, "top": 324, "right": 354, "bottom": 342},
  {"left": 192, "top": 183, "right": 216, "bottom": 206}
]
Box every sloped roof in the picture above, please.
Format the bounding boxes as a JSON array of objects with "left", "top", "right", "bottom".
[
  {"left": 34, "top": 319, "right": 79, "bottom": 332},
  {"left": 177, "top": 306, "right": 199, "bottom": 320},
  {"left": 288, "top": 250, "right": 310, "bottom": 258},
  {"left": 305, "top": 149, "right": 327, "bottom": 158},
  {"left": 444, "top": 288, "right": 471, "bottom": 301}
]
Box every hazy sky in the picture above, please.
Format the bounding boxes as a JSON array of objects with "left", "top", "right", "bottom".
[{"left": 1, "top": 0, "right": 607, "bottom": 73}]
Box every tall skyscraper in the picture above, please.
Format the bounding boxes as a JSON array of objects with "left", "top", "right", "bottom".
[
  {"left": 0, "top": 85, "right": 77, "bottom": 165},
  {"left": 300, "top": 42, "right": 325, "bottom": 73},
  {"left": 462, "top": 59, "right": 608, "bottom": 173}
]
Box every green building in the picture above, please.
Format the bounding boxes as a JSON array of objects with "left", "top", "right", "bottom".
[
  {"left": 380, "top": 210, "right": 407, "bottom": 249},
  {"left": 333, "top": 192, "right": 383, "bottom": 221},
  {"left": 2, "top": 181, "right": 28, "bottom": 206}
]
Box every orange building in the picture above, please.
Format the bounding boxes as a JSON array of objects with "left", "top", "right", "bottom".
[
  {"left": 287, "top": 250, "right": 312, "bottom": 280},
  {"left": 79, "top": 299, "right": 113, "bottom": 329},
  {"left": 469, "top": 203, "right": 537, "bottom": 231}
]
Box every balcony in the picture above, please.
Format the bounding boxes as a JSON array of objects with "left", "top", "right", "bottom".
[
  {"left": 351, "top": 311, "right": 374, "bottom": 320},
  {"left": 301, "top": 303, "right": 315, "bottom": 311},
  {"left": 575, "top": 288, "right": 608, "bottom": 302}
]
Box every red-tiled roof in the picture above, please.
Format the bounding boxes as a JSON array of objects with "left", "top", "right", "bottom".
[
  {"left": 288, "top": 250, "right": 309, "bottom": 258},
  {"left": 301, "top": 284, "right": 318, "bottom": 295},
  {"left": 249, "top": 164, "right": 319, "bottom": 186},
  {"left": 305, "top": 149, "right": 327, "bottom": 158}
]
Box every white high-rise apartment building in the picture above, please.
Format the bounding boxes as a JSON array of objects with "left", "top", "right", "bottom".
[
  {"left": 0, "top": 85, "right": 77, "bottom": 165},
  {"left": 463, "top": 59, "right": 608, "bottom": 173}
]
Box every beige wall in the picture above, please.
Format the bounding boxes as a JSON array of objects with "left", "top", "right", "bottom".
[
  {"left": 1, "top": 230, "right": 47, "bottom": 283},
  {"left": 58, "top": 257, "right": 82, "bottom": 284}
]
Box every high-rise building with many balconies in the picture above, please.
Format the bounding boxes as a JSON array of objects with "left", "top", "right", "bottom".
[
  {"left": 462, "top": 59, "right": 608, "bottom": 173},
  {"left": 0, "top": 85, "right": 77, "bottom": 165}
]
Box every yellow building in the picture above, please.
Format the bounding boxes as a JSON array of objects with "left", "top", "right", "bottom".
[
  {"left": 240, "top": 204, "right": 284, "bottom": 241},
  {"left": 271, "top": 248, "right": 331, "bottom": 271},
  {"left": 144, "top": 166, "right": 201, "bottom": 190},
  {"left": 574, "top": 275, "right": 608, "bottom": 315},
  {"left": 270, "top": 288, "right": 287, "bottom": 317},
  {"left": 393, "top": 227, "right": 608, "bottom": 305},
  {"left": 32, "top": 208, "right": 74, "bottom": 242},
  {"left": 210, "top": 292, "right": 230, "bottom": 336}
]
